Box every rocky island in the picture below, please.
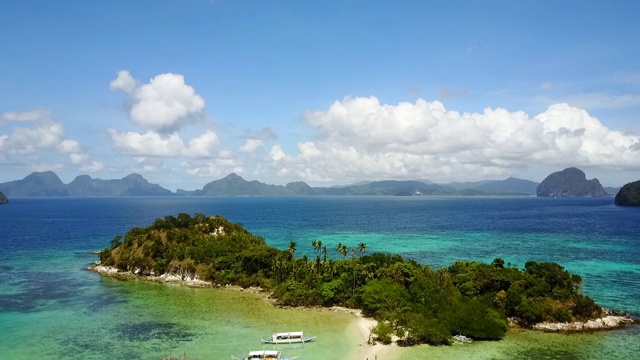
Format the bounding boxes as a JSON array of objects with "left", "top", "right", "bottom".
[
  {"left": 0, "top": 191, "right": 8, "bottom": 204},
  {"left": 615, "top": 180, "right": 640, "bottom": 206},
  {"left": 90, "top": 213, "right": 635, "bottom": 347},
  {"left": 537, "top": 167, "right": 608, "bottom": 197}
]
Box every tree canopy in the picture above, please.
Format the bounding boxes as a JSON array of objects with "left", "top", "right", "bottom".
[{"left": 99, "top": 213, "right": 603, "bottom": 346}]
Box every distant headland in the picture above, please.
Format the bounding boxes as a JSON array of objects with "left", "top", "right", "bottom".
[
  {"left": 0, "top": 168, "right": 625, "bottom": 198},
  {"left": 536, "top": 167, "right": 609, "bottom": 197},
  {"left": 0, "top": 191, "right": 8, "bottom": 204},
  {"left": 615, "top": 180, "right": 640, "bottom": 206}
]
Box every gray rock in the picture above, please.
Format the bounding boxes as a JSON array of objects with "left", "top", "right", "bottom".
[{"left": 537, "top": 167, "right": 608, "bottom": 197}]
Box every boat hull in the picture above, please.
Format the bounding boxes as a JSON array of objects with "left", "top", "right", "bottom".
[{"left": 261, "top": 336, "right": 316, "bottom": 344}]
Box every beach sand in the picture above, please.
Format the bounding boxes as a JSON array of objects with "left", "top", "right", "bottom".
[{"left": 343, "top": 308, "right": 402, "bottom": 360}]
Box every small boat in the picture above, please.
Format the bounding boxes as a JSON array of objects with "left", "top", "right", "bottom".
[
  {"left": 452, "top": 334, "right": 473, "bottom": 344},
  {"left": 261, "top": 331, "right": 316, "bottom": 345},
  {"left": 232, "top": 349, "right": 292, "bottom": 360}
]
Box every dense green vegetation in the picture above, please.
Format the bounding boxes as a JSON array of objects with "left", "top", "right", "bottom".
[{"left": 99, "top": 213, "right": 603, "bottom": 346}]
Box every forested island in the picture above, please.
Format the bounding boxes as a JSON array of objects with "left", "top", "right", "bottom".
[
  {"left": 93, "top": 213, "right": 633, "bottom": 346},
  {"left": 615, "top": 180, "right": 640, "bottom": 206}
]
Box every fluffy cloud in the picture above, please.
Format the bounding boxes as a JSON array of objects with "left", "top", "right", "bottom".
[
  {"left": 0, "top": 110, "right": 101, "bottom": 171},
  {"left": 240, "top": 138, "right": 264, "bottom": 153},
  {"left": 265, "top": 97, "right": 640, "bottom": 183},
  {"left": 110, "top": 70, "right": 206, "bottom": 133},
  {"left": 108, "top": 130, "right": 219, "bottom": 158},
  {"left": 1, "top": 109, "right": 51, "bottom": 122},
  {"left": 239, "top": 127, "right": 276, "bottom": 154}
]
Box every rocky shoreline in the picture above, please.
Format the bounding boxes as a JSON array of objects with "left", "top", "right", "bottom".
[
  {"left": 88, "top": 261, "right": 212, "bottom": 287},
  {"left": 87, "top": 261, "right": 266, "bottom": 293},
  {"left": 531, "top": 312, "right": 637, "bottom": 332}
]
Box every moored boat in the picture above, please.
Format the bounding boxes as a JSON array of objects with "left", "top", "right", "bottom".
[
  {"left": 232, "top": 349, "right": 290, "bottom": 360},
  {"left": 261, "top": 331, "right": 316, "bottom": 345}
]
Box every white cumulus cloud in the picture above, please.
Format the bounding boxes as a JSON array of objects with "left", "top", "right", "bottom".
[
  {"left": 108, "top": 130, "right": 219, "bottom": 158},
  {"left": 0, "top": 109, "right": 101, "bottom": 172},
  {"left": 110, "top": 70, "right": 207, "bottom": 133},
  {"left": 264, "top": 97, "right": 640, "bottom": 184},
  {"left": 240, "top": 138, "right": 264, "bottom": 153}
]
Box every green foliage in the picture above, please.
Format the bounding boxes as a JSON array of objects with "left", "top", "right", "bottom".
[
  {"left": 450, "top": 299, "right": 507, "bottom": 340},
  {"left": 573, "top": 294, "right": 603, "bottom": 320},
  {"left": 99, "top": 213, "right": 605, "bottom": 348},
  {"left": 361, "top": 279, "right": 411, "bottom": 321},
  {"left": 371, "top": 321, "right": 394, "bottom": 345}
]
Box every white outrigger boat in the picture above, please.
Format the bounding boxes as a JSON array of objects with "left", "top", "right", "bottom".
[
  {"left": 261, "top": 331, "right": 316, "bottom": 345},
  {"left": 232, "top": 349, "right": 295, "bottom": 360}
]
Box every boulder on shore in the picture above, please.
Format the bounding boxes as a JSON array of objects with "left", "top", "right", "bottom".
[
  {"left": 537, "top": 167, "right": 608, "bottom": 197},
  {"left": 532, "top": 314, "right": 635, "bottom": 332},
  {"left": 615, "top": 180, "right": 640, "bottom": 206}
]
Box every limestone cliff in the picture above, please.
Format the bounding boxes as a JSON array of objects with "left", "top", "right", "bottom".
[{"left": 537, "top": 167, "right": 608, "bottom": 197}]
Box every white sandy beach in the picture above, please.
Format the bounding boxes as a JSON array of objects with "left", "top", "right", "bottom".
[{"left": 341, "top": 308, "right": 401, "bottom": 360}]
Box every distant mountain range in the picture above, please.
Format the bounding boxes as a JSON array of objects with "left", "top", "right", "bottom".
[
  {"left": 0, "top": 171, "right": 544, "bottom": 197},
  {"left": 0, "top": 171, "right": 172, "bottom": 197}
]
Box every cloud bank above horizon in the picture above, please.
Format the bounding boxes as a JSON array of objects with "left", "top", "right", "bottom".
[
  {"left": 2, "top": 70, "right": 639, "bottom": 189},
  {"left": 265, "top": 96, "right": 640, "bottom": 184}
]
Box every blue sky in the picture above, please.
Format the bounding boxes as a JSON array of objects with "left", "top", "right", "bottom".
[{"left": 1, "top": 0, "right": 640, "bottom": 190}]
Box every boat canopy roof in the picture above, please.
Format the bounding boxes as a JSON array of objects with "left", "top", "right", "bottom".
[
  {"left": 248, "top": 350, "right": 279, "bottom": 358},
  {"left": 273, "top": 331, "right": 303, "bottom": 337}
]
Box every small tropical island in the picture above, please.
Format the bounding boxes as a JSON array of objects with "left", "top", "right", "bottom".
[
  {"left": 537, "top": 167, "right": 608, "bottom": 197},
  {"left": 91, "top": 213, "right": 634, "bottom": 347}
]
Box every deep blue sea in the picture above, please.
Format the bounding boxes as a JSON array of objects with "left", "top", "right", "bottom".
[{"left": 1, "top": 196, "right": 639, "bottom": 359}]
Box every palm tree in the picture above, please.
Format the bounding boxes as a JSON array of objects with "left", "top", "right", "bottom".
[
  {"left": 287, "top": 241, "right": 297, "bottom": 255},
  {"left": 358, "top": 242, "right": 367, "bottom": 257},
  {"left": 336, "top": 243, "right": 348, "bottom": 259},
  {"left": 322, "top": 246, "right": 328, "bottom": 263},
  {"left": 287, "top": 241, "right": 297, "bottom": 280},
  {"left": 317, "top": 240, "right": 323, "bottom": 255},
  {"left": 325, "top": 259, "right": 336, "bottom": 277},
  {"left": 272, "top": 255, "right": 287, "bottom": 284},
  {"left": 311, "top": 240, "right": 318, "bottom": 254}
]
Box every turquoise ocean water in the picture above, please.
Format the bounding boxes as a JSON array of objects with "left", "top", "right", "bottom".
[{"left": 0, "top": 196, "right": 638, "bottom": 359}]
